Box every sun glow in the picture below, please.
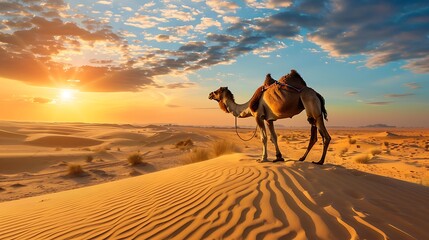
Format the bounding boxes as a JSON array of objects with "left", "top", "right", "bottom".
[{"left": 59, "top": 89, "right": 76, "bottom": 102}]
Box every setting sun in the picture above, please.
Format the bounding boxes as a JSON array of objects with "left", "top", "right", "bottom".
[{"left": 59, "top": 89, "right": 75, "bottom": 102}]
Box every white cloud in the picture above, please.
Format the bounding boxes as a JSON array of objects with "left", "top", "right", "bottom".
[
  {"left": 161, "top": 9, "right": 195, "bottom": 21},
  {"left": 195, "top": 17, "right": 222, "bottom": 32},
  {"left": 222, "top": 16, "right": 240, "bottom": 24},
  {"left": 246, "top": 0, "right": 292, "bottom": 9},
  {"left": 206, "top": 0, "right": 239, "bottom": 14},
  {"left": 97, "top": 0, "right": 111, "bottom": 5},
  {"left": 125, "top": 14, "right": 167, "bottom": 29}
]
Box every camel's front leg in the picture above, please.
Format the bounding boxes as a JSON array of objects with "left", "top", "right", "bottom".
[
  {"left": 256, "top": 118, "right": 268, "bottom": 162},
  {"left": 266, "top": 120, "right": 284, "bottom": 162}
]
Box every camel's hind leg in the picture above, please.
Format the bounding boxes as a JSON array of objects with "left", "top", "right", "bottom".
[
  {"left": 299, "top": 122, "right": 317, "bottom": 162},
  {"left": 266, "top": 120, "right": 284, "bottom": 162},
  {"left": 312, "top": 116, "right": 331, "bottom": 165}
]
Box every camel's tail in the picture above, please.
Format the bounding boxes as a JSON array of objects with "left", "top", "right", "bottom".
[{"left": 315, "top": 91, "right": 328, "bottom": 121}]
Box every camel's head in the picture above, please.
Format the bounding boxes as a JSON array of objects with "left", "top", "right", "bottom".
[
  {"left": 208, "top": 87, "right": 228, "bottom": 102},
  {"left": 209, "top": 87, "right": 234, "bottom": 113}
]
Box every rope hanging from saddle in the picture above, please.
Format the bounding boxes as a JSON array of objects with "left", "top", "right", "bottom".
[{"left": 235, "top": 116, "right": 258, "bottom": 141}]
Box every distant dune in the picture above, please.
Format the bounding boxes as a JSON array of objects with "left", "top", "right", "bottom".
[
  {"left": 25, "top": 135, "right": 103, "bottom": 148},
  {"left": 0, "top": 154, "right": 427, "bottom": 239},
  {"left": 362, "top": 123, "right": 396, "bottom": 128}
]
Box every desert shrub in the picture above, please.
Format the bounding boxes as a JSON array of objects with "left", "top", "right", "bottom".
[
  {"left": 370, "top": 148, "right": 382, "bottom": 156},
  {"left": 354, "top": 154, "right": 371, "bottom": 164},
  {"left": 339, "top": 147, "right": 348, "bottom": 156},
  {"left": 86, "top": 155, "right": 94, "bottom": 162},
  {"left": 348, "top": 138, "right": 357, "bottom": 144},
  {"left": 67, "top": 164, "right": 85, "bottom": 176},
  {"left": 213, "top": 140, "right": 241, "bottom": 157},
  {"left": 127, "top": 152, "right": 144, "bottom": 165},
  {"left": 187, "top": 148, "right": 211, "bottom": 163},
  {"left": 175, "top": 139, "right": 194, "bottom": 149}
]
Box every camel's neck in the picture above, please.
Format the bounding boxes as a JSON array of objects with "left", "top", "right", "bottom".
[{"left": 223, "top": 97, "right": 252, "bottom": 118}]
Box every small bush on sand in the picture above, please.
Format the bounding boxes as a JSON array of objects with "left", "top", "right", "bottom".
[
  {"left": 176, "top": 139, "right": 194, "bottom": 150},
  {"left": 339, "top": 147, "right": 348, "bottom": 156},
  {"left": 86, "top": 155, "right": 94, "bottom": 163},
  {"left": 213, "top": 140, "right": 241, "bottom": 157},
  {"left": 370, "top": 148, "right": 382, "bottom": 156},
  {"left": 188, "top": 148, "right": 211, "bottom": 163},
  {"left": 67, "top": 164, "right": 85, "bottom": 176},
  {"left": 128, "top": 153, "right": 144, "bottom": 166},
  {"left": 354, "top": 154, "right": 371, "bottom": 164},
  {"left": 348, "top": 138, "right": 357, "bottom": 144}
]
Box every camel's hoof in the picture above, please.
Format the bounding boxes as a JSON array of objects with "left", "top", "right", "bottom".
[
  {"left": 312, "top": 161, "right": 324, "bottom": 165},
  {"left": 257, "top": 159, "right": 269, "bottom": 163},
  {"left": 298, "top": 157, "right": 305, "bottom": 162},
  {"left": 273, "top": 157, "right": 284, "bottom": 163}
]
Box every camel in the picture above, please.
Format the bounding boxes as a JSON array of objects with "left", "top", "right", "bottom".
[{"left": 208, "top": 69, "right": 331, "bottom": 165}]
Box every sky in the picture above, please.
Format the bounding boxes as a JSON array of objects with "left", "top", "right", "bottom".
[{"left": 0, "top": 0, "right": 428, "bottom": 127}]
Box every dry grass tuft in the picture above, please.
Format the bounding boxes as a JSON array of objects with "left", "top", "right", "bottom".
[
  {"left": 354, "top": 154, "right": 372, "bottom": 164},
  {"left": 67, "top": 164, "right": 85, "bottom": 176},
  {"left": 176, "top": 139, "right": 194, "bottom": 150},
  {"left": 370, "top": 148, "right": 382, "bottom": 156},
  {"left": 187, "top": 148, "right": 211, "bottom": 163},
  {"left": 127, "top": 153, "right": 144, "bottom": 166},
  {"left": 86, "top": 155, "right": 94, "bottom": 163},
  {"left": 339, "top": 147, "right": 348, "bottom": 156},
  {"left": 348, "top": 138, "right": 357, "bottom": 145},
  {"left": 213, "top": 140, "right": 241, "bottom": 157}
]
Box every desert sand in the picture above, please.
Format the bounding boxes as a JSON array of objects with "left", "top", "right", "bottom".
[{"left": 0, "top": 121, "right": 428, "bottom": 239}]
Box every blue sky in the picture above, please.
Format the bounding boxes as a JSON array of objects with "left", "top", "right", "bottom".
[{"left": 0, "top": 0, "right": 428, "bottom": 126}]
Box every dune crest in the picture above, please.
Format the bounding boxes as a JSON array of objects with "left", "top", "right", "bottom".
[
  {"left": 0, "top": 154, "right": 427, "bottom": 239},
  {"left": 25, "top": 135, "right": 103, "bottom": 148}
]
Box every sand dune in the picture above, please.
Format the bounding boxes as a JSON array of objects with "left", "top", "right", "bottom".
[
  {"left": 25, "top": 134, "right": 103, "bottom": 148},
  {"left": 0, "top": 154, "right": 427, "bottom": 239},
  {"left": 144, "top": 131, "right": 210, "bottom": 146}
]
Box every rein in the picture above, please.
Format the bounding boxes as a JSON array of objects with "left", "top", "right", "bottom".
[{"left": 235, "top": 116, "right": 258, "bottom": 141}]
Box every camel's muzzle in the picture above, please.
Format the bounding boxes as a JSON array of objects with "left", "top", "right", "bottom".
[{"left": 208, "top": 92, "right": 214, "bottom": 100}]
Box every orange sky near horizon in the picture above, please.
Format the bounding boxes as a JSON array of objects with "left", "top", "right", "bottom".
[{"left": 1, "top": 77, "right": 428, "bottom": 128}]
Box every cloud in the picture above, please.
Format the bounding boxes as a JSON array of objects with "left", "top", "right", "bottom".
[
  {"left": 404, "top": 82, "right": 421, "bottom": 89},
  {"left": 125, "top": 14, "right": 167, "bottom": 29},
  {"left": 166, "top": 104, "right": 181, "bottom": 108},
  {"left": 33, "top": 97, "right": 53, "bottom": 104},
  {"left": 195, "top": 17, "right": 222, "bottom": 32},
  {"left": 345, "top": 91, "right": 358, "bottom": 96},
  {"left": 245, "top": 0, "right": 293, "bottom": 9},
  {"left": 165, "top": 82, "right": 196, "bottom": 89},
  {"left": 306, "top": 1, "right": 429, "bottom": 72},
  {"left": 97, "top": 1, "right": 111, "bottom": 5},
  {"left": 206, "top": 0, "right": 239, "bottom": 14},
  {"left": 160, "top": 8, "right": 195, "bottom": 21},
  {"left": 384, "top": 93, "right": 414, "bottom": 98},
  {"left": 403, "top": 56, "right": 429, "bottom": 73},
  {"left": 365, "top": 101, "right": 392, "bottom": 106},
  {"left": 222, "top": 16, "right": 240, "bottom": 24},
  {"left": 158, "top": 25, "right": 194, "bottom": 36}
]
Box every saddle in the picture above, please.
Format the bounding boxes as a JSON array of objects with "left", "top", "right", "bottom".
[{"left": 249, "top": 70, "right": 306, "bottom": 112}]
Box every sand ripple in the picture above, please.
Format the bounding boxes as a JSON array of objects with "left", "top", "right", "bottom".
[{"left": 0, "top": 154, "right": 428, "bottom": 239}]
